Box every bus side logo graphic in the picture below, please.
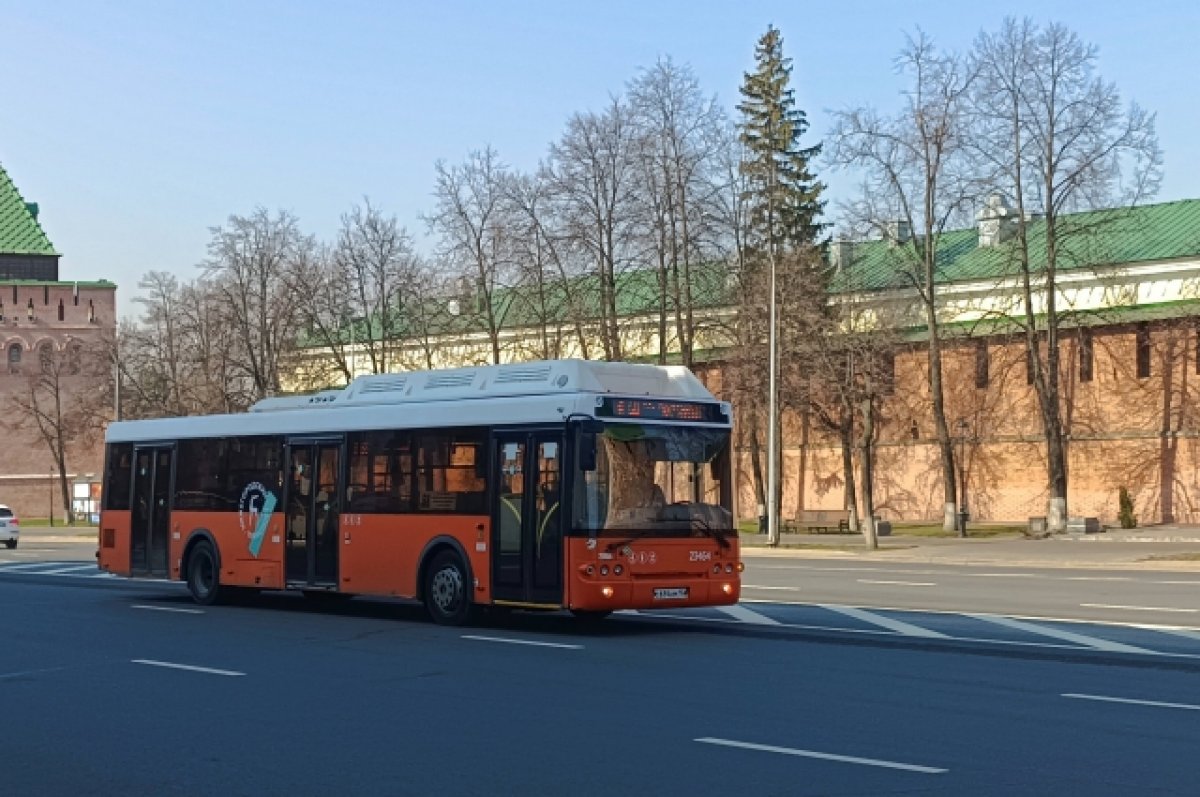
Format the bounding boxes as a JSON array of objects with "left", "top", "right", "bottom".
[{"left": 238, "top": 482, "right": 277, "bottom": 558}]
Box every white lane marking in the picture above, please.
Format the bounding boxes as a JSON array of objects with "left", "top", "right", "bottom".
[
  {"left": 857, "top": 579, "right": 936, "bottom": 587},
  {"left": 462, "top": 635, "right": 582, "bottom": 650},
  {"left": 970, "top": 614, "right": 1153, "bottom": 654},
  {"left": 1066, "top": 576, "right": 1133, "bottom": 582},
  {"left": 1081, "top": 603, "right": 1197, "bottom": 614},
  {"left": 716, "top": 604, "right": 781, "bottom": 625},
  {"left": 132, "top": 604, "right": 204, "bottom": 615},
  {"left": 1155, "top": 580, "right": 1200, "bottom": 585},
  {"left": 694, "top": 737, "right": 947, "bottom": 774},
  {"left": 1063, "top": 693, "right": 1200, "bottom": 712},
  {"left": 39, "top": 565, "right": 101, "bottom": 575},
  {"left": 0, "top": 562, "right": 60, "bottom": 571},
  {"left": 131, "top": 659, "right": 244, "bottom": 676},
  {"left": 0, "top": 665, "right": 71, "bottom": 680},
  {"left": 820, "top": 605, "right": 947, "bottom": 638},
  {"left": 966, "top": 573, "right": 1039, "bottom": 578},
  {"left": 1150, "top": 627, "right": 1200, "bottom": 642},
  {"left": 742, "top": 584, "right": 801, "bottom": 591}
]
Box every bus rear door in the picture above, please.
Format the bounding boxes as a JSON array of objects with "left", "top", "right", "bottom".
[
  {"left": 130, "top": 445, "right": 173, "bottom": 578},
  {"left": 491, "top": 431, "right": 564, "bottom": 607}
]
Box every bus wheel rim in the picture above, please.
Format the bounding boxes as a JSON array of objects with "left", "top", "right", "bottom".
[
  {"left": 194, "top": 555, "right": 213, "bottom": 597},
  {"left": 431, "top": 566, "right": 462, "bottom": 614}
]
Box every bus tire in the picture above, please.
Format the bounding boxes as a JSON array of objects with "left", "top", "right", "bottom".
[
  {"left": 186, "top": 541, "right": 222, "bottom": 606},
  {"left": 424, "top": 549, "right": 472, "bottom": 626},
  {"left": 570, "top": 609, "right": 612, "bottom": 623}
]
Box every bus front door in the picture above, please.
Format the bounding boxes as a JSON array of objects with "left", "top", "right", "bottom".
[
  {"left": 284, "top": 441, "right": 342, "bottom": 588},
  {"left": 491, "top": 432, "right": 563, "bottom": 607},
  {"left": 130, "top": 445, "right": 172, "bottom": 577}
]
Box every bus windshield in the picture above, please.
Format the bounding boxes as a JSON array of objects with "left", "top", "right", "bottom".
[{"left": 573, "top": 424, "right": 733, "bottom": 538}]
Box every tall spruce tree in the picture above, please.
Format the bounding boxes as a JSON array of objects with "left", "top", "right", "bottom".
[
  {"left": 736, "top": 25, "right": 827, "bottom": 543},
  {"left": 738, "top": 25, "right": 826, "bottom": 254}
]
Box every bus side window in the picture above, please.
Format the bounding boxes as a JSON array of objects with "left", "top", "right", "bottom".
[{"left": 104, "top": 443, "right": 134, "bottom": 511}]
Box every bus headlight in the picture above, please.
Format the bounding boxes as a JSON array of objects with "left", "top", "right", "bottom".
[
  {"left": 601, "top": 586, "right": 614, "bottom": 599},
  {"left": 600, "top": 565, "right": 609, "bottom": 576},
  {"left": 722, "top": 583, "right": 734, "bottom": 595}
]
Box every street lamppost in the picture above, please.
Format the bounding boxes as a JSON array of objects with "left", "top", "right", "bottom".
[
  {"left": 955, "top": 418, "right": 970, "bottom": 537},
  {"left": 49, "top": 466, "right": 55, "bottom": 528}
]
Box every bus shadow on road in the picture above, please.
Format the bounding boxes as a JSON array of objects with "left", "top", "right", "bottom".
[{"left": 145, "top": 589, "right": 692, "bottom": 639}]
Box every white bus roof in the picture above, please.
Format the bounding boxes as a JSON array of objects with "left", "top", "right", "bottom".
[{"left": 106, "top": 360, "right": 731, "bottom": 444}]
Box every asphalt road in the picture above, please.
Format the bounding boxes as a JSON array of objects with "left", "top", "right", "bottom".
[
  {"left": 2, "top": 565, "right": 1199, "bottom": 795},
  {"left": 742, "top": 556, "right": 1200, "bottom": 628}
]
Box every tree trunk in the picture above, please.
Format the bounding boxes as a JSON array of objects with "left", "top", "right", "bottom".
[
  {"left": 747, "top": 410, "right": 767, "bottom": 532},
  {"left": 840, "top": 416, "right": 859, "bottom": 533},
  {"left": 859, "top": 395, "right": 878, "bottom": 550}
]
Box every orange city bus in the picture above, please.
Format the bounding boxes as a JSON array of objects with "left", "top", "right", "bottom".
[{"left": 98, "top": 359, "right": 741, "bottom": 624}]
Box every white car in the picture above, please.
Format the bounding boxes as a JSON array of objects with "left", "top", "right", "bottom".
[{"left": 0, "top": 505, "right": 18, "bottom": 549}]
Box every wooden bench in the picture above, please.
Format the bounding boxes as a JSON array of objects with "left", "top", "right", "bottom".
[{"left": 783, "top": 509, "right": 851, "bottom": 534}]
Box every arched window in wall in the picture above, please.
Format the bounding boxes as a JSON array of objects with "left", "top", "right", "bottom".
[
  {"left": 66, "top": 341, "right": 82, "bottom": 375},
  {"left": 39, "top": 341, "right": 54, "bottom": 374},
  {"left": 57, "top": 299, "right": 65, "bottom": 321},
  {"left": 7, "top": 342, "right": 22, "bottom": 373}
]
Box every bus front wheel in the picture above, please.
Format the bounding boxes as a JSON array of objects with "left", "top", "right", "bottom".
[
  {"left": 186, "top": 541, "right": 222, "bottom": 606},
  {"left": 424, "top": 550, "right": 472, "bottom": 626}
]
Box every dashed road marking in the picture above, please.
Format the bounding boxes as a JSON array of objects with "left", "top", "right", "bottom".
[
  {"left": 462, "top": 635, "right": 583, "bottom": 650},
  {"left": 132, "top": 604, "right": 204, "bottom": 615},
  {"left": 1063, "top": 693, "right": 1200, "bottom": 712},
  {"left": 695, "top": 737, "right": 947, "bottom": 774},
  {"left": 857, "top": 579, "right": 936, "bottom": 587},
  {"left": 132, "top": 659, "right": 244, "bottom": 676},
  {"left": 1081, "top": 603, "right": 1197, "bottom": 614}
]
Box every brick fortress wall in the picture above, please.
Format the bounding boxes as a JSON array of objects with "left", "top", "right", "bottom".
[{"left": 0, "top": 281, "right": 116, "bottom": 519}]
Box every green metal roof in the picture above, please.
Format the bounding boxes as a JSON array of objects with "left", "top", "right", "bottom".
[
  {"left": 304, "top": 198, "right": 1200, "bottom": 349},
  {"left": 831, "top": 199, "right": 1200, "bottom": 294},
  {"left": 0, "top": 162, "right": 57, "bottom": 256}
]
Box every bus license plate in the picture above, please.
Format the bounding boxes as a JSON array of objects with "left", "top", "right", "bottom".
[{"left": 654, "top": 588, "right": 689, "bottom": 600}]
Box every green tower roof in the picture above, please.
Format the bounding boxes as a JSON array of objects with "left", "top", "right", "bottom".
[{"left": 0, "top": 162, "right": 58, "bottom": 256}]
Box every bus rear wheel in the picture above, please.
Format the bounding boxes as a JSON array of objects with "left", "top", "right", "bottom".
[
  {"left": 424, "top": 550, "right": 472, "bottom": 626},
  {"left": 186, "top": 541, "right": 221, "bottom": 606}
]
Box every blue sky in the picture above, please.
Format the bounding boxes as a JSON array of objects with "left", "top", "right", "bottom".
[{"left": 3, "top": 0, "right": 1196, "bottom": 318}]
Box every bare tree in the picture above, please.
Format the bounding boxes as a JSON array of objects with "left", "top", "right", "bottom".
[
  {"left": 503, "top": 171, "right": 577, "bottom": 360},
  {"left": 969, "top": 18, "right": 1161, "bottom": 531},
  {"left": 202, "top": 207, "right": 311, "bottom": 402},
  {"left": 546, "top": 99, "right": 641, "bottom": 361},
  {"left": 8, "top": 339, "right": 112, "bottom": 523},
  {"left": 427, "top": 148, "right": 514, "bottom": 364},
  {"left": 629, "top": 57, "right": 728, "bottom": 367},
  {"left": 291, "top": 201, "right": 423, "bottom": 381},
  {"left": 831, "top": 31, "right": 979, "bottom": 532}
]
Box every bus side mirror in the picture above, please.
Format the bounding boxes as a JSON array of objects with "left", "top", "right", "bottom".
[
  {"left": 579, "top": 433, "right": 597, "bottom": 472},
  {"left": 573, "top": 418, "right": 603, "bottom": 472}
]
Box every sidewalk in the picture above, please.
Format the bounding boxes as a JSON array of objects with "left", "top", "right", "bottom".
[
  {"left": 13, "top": 525, "right": 97, "bottom": 545},
  {"left": 739, "top": 524, "right": 1200, "bottom": 570}
]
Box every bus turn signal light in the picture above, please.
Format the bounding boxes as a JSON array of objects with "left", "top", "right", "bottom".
[{"left": 737, "top": 562, "right": 745, "bottom": 573}]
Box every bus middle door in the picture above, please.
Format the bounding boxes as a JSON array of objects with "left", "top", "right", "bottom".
[
  {"left": 491, "top": 431, "right": 563, "bottom": 607},
  {"left": 284, "top": 439, "right": 342, "bottom": 588}
]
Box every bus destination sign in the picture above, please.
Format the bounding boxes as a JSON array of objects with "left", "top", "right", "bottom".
[{"left": 597, "top": 397, "right": 723, "bottom": 423}]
